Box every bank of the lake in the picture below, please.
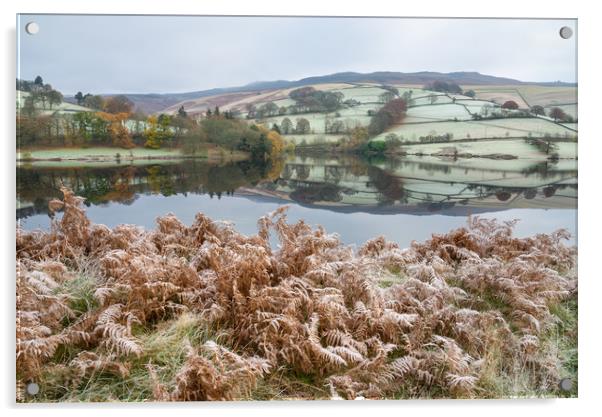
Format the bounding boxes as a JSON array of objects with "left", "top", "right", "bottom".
[{"left": 17, "top": 146, "right": 249, "bottom": 164}]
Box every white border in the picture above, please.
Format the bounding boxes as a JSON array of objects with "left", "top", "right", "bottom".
[{"left": 2, "top": 1, "right": 601, "bottom": 416}]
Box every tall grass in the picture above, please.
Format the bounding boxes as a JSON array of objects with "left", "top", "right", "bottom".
[{"left": 16, "top": 187, "right": 577, "bottom": 401}]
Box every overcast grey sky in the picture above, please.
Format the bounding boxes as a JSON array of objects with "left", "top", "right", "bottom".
[{"left": 17, "top": 15, "right": 577, "bottom": 94}]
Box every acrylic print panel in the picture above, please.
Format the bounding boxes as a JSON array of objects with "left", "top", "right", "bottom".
[{"left": 16, "top": 15, "right": 577, "bottom": 402}]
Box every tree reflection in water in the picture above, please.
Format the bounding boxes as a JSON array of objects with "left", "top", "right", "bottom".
[{"left": 17, "top": 154, "right": 577, "bottom": 221}]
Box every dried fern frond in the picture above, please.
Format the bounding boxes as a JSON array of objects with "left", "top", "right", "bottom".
[
  {"left": 16, "top": 189, "right": 577, "bottom": 401},
  {"left": 70, "top": 351, "right": 130, "bottom": 379},
  {"left": 151, "top": 340, "right": 270, "bottom": 401}
]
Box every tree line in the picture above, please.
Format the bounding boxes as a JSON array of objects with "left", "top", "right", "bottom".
[
  {"left": 246, "top": 86, "right": 347, "bottom": 120},
  {"left": 368, "top": 98, "right": 408, "bottom": 136},
  {"left": 17, "top": 76, "right": 63, "bottom": 112},
  {"left": 181, "top": 112, "right": 287, "bottom": 161},
  {"left": 17, "top": 77, "right": 287, "bottom": 160}
]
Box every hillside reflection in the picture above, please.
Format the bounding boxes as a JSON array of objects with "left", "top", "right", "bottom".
[{"left": 17, "top": 154, "right": 577, "bottom": 221}]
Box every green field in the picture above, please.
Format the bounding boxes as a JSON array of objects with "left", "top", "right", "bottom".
[
  {"left": 404, "top": 103, "right": 473, "bottom": 122},
  {"left": 410, "top": 94, "right": 454, "bottom": 106},
  {"left": 329, "top": 85, "right": 391, "bottom": 103},
  {"left": 545, "top": 103, "right": 578, "bottom": 119},
  {"left": 18, "top": 82, "right": 577, "bottom": 159},
  {"left": 561, "top": 122, "right": 578, "bottom": 131},
  {"left": 16, "top": 91, "right": 91, "bottom": 116},
  {"left": 373, "top": 117, "right": 577, "bottom": 142},
  {"left": 395, "top": 138, "right": 577, "bottom": 159},
  {"left": 442, "top": 85, "right": 578, "bottom": 114},
  {"left": 238, "top": 83, "right": 579, "bottom": 153},
  {"left": 458, "top": 99, "right": 501, "bottom": 112},
  {"left": 17, "top": 147, "right": 184, "bottom": 161}
]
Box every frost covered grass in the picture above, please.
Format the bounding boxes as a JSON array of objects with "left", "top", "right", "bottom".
[
  {"left": 405, "top": 103, "right": 472, "bottom": 122},
  {"left": 373, "top": 118, "right": 577, "bottom": 143},
  {"left": 17, "top": 146, "right": 184, "bottom": 160},
  {"left": 253, "top": 84, "right": 577, "bottom": 150},
  {"left": 544, "top": 104, "right": 578, "bottom": 119},
  {"left": 16, "top": 187, "right": 577, "bottom": 401},
  {"left": 410, "top": 95, "right": 454, "bottom": 106},
  {"left": 460, "top": 85, "right": 577, "bottom": 109},
  {"left": 17, "top": 146, "right": 249, "bottom": 165},
  {"left": 330, "top": 86, "right": 391, "bottom": 103},
  {"left": 397, "top": 139, "right": 561, "bottom": 159}
]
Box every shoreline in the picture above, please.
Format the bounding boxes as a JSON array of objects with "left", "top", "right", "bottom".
[
  {"left": 294, "top": 144, "right": 577, "bottom": 161},
  {"left": 16, "top": 146, "right": 249, "bottom": 165}
]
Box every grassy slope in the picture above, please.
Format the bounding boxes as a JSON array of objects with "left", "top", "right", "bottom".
[
  {"left": 17, "top": 83, "right": 578, "bottom": 160},
  {"left": 392, "top": 138, "right": 577, "bottom": 160},
  {"left": 17, "top": 91, "right": 92, "bottom": 116},
  {"left": 373, "top": 119, "right": 576, "bottom": 142},
  {"left": 369, "top": 88, "right": 577, "bottom": 159},
  {"left": 250, "top": 84, "right": 391, "bottom": 145},
  {"left": 230, "top": 83, "right": 578, "bottom": 154},
  {"left": 454, "top": 84, "right": 577, "bottom": 108}
]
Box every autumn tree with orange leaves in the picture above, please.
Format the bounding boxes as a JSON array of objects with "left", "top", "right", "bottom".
[
  {"left": 97, "top": 112, "right": 135, "bottom": 149},
  {"left": 257, "top": 125, "right": 286, "bottom": 157}
]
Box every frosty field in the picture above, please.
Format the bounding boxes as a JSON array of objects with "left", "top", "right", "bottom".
[
  {"left": 404, "top": 103, "right": 472, "bottom": 122},
  {"left": 373, "top": 118, "right": 577, "bottom": 143},
  {"left": 220, "top": 83, "right": 581, "bottom": 152}
]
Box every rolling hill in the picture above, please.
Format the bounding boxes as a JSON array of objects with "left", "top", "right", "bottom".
[{"left": 100, "top": 71, "right": 577, "bottom": 114}]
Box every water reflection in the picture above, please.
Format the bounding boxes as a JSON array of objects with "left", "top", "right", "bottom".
[
  {"left": 17, "top": 159, "right": 277, "bottom": 217},
  {"left": 265, "top": 154, "right": 576, "bottom": 213},
  {"left": 17, "top": 154, "right": 577, "bottom": 245}
]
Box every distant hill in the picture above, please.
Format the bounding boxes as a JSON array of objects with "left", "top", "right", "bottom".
[{"left": 105, "top": 71, "right": 577, "bottom": 113}]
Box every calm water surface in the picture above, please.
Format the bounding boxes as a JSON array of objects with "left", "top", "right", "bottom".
[{"left": 17, "top": 154, "right": 577, "bottom": 248}]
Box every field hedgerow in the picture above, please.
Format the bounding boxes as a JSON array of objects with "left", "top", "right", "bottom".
[{"left": 16, "top": 187, "right": 577, "bottom": 401}]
